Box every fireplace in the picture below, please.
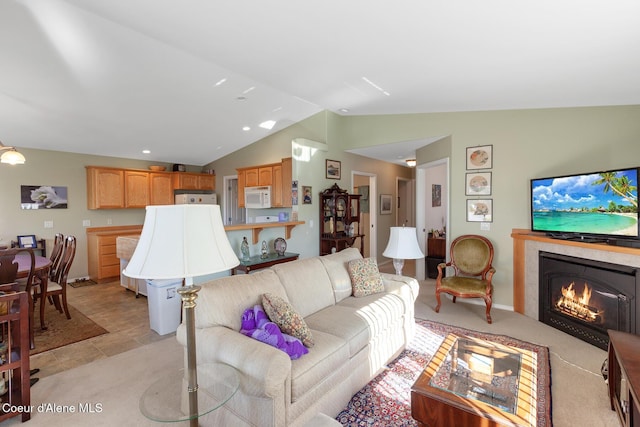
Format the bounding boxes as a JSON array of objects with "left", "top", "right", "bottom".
[{"left": 539, "top": 251, "right": 640, "bottom": 350}]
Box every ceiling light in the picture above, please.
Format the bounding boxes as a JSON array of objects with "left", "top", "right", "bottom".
[
  {"left": 339, "top": 108, "right": 350, "bottom": 113},
  {"left": 242, "top": 126, "right": 251, "bottom": 131},
  {"left": 259, "top": 120, "right": 276, "bottom": 130},
  {"left": 0, "top": 141, "right": 26, "bottom": 165},
  {"left": 406, "top": 159, "right": 416, "bottom": 167},
  {"left": 142, "top": 149, "right": 151, "bottom": 154}
]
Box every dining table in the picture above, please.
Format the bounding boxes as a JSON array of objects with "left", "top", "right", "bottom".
[{"left": 15, "top": 253, "right": 52, "bottom": 338}]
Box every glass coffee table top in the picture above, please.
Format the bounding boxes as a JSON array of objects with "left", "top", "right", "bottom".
[
  {"left": 428, "top": 336, "right": 523, "bottom": 413},
  {"left": 140, "top": 362, "right": 239, "bottom": 422}
]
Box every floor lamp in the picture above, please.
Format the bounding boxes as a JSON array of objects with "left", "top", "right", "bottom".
[
  {"left": 382, "top": 226, "right": 424, "bottom": 276},
  {"left": 123, "top": 204, "right": 239, "bottom": 426}
]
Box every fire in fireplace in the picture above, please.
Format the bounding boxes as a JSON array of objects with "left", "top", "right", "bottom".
[{"left": 539, "top": 252, "right": 640, "bottom": 350}]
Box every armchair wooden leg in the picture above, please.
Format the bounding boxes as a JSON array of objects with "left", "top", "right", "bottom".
[
  {"left": 435, "top": 291, "right": 441, "bottom": 313},
  {"left": 484, "top": 296, "right": 493, "bottom": 324}
]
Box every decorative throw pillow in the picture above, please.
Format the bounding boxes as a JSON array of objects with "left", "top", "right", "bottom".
[
  {"left": 262, "top": 293, "right": 314, "bottom": 348},
  {"left": 348, "top": 257, "right": 384, "bottom": 297}
]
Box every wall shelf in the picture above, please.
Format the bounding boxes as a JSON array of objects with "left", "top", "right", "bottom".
[{"left": 224, "top": 221, "right": 305, "bottom": 244}]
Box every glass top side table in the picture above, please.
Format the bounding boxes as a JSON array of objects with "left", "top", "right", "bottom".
[{"left": 140, "top": 362, "right": 239, "bottom": 423}]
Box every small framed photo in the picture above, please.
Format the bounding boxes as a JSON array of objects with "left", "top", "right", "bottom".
[
  {"left": 326, "top": 159, "right": 341, "bottom": 180},
  {"left": 380, "top": 194, "right": 392, "bottom": 215},
  {"left": 302, "top": 186, "right": 312, "bottom": 204},
  {"left": 465, "top": 172, "right": 492, "bottom": 196},
  {"left": 432, "top": 184, "right": 442, "bottom": 207},
  {"left": 467, "top": 199, "right": 493, "bottom": 222},
  {"left": 17, "top": 234, "right": 37, "bottom": 248},
  {"left": 466, "top": 145, "right": 493, "bottom": 170}
]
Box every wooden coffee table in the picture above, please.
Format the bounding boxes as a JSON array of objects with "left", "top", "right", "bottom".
[{"left": 411, "top": 333, "right": 538, "bottom": 427}]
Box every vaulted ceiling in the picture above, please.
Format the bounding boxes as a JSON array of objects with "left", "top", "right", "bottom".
[{"left": 2, "top": 0, "right": 639, "bottom": 166}]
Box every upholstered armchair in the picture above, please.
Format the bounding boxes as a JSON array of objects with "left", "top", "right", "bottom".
[{"left": 435, "top": 234, "right": 496, "bottom": 323}]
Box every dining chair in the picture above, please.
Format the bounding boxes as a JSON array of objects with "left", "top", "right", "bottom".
[
  {"left": 434, "top": 234, "right": 496, "bottom": 323},
  {"left": 37, "top": 235, "right": 76, "bottom": 320},
  {"left": 48, "top": 233, "right": 65, "bottom": 281},
  {"left": 0, "top": 247, "right": 36, "bottom": 348}
]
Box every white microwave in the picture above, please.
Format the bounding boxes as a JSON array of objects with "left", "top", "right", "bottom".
[{"left": 245, "top": 186, "right": 271, "bottom": 208}]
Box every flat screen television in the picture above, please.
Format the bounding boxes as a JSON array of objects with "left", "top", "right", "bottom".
[{"left": 530, "top": 167, "right": 639, "bottom": 242}]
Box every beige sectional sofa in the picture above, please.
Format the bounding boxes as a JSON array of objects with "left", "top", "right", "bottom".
[{"left": 176, "top": 248, "right": 419, "bottom": 427}]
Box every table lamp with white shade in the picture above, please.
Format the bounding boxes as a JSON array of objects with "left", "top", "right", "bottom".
[
  {"left": 123, "top": 204, "right": 239, "bottom": 426},
  {"left": 382, "top": 226, "right": 424, "bottom": 276}
]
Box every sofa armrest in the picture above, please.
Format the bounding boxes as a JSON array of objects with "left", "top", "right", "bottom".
[
  {"left": 380, "top": 272, "right": 420, "bottom": 302},
  {"left": 177, "top": 324, "right": 292, "bottom": 399}
]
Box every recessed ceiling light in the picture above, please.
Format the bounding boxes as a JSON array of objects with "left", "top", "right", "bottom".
[
  {"left": 259, "top": 120, "right": 276, "bottom": 130},
  {"left": 339, "top": 108, "right": 350, "bottom": 113},
  {"left": 142, "top": 149, "right": 151, "bottom": 154},
  {"left": 242, "top": 126, "right": 251, "bottom": 131}
]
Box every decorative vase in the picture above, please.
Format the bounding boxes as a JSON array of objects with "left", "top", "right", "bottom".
[
  {"left": 241, "top": 237, "right": 250, "bottom": 261},
  {"left": 260, "top": 240, "right": 268, "bottom": 259}
]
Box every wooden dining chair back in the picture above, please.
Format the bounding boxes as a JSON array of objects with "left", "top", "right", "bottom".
[
  {"left": 434, "top": 234, "right": 496, "bottom": 323},
  {"left": 48, "top": 233, "right": 65, "bottom": 281},
  {"left": 45, "top": 235, "right": 76, "bottom": 319}
]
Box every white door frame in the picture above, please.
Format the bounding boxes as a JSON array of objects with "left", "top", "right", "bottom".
[
  {"left": 351, "top": 170, "right": 377, "bottom": 259},
  {"left": 416, "top": 157, "right": 450, "bottom": 281}
]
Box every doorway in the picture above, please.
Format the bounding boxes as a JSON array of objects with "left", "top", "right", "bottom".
[
  {"left": 352, "top": 171, "right": 377, "bottom": 258},
  {"left": 396, "top": 177, "right": 415, "bottom": 227},
  {"left": 416, "top": 158, "right": 450, "bottom": 281},
  {"left": 223, "top": 175, "right": 245, "bottom": 226}
]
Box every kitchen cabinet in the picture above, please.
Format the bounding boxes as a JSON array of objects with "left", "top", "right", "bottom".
[
  {"left": 0, "top": 292, "right": 30, "bottom": 423},
  {"left": 86, "top": 167, "right": 125, "bottom": 209},
  {"left": 87, "top": 166, "right": 215, "bottom": 209},
  {"left": 124, "top": 170, "right": 150, "bottom": 208},
  {"left": 87, "top": 225, "right": 143, "bottom": 283},
  {"left": 149, "top": 172, "right": 174, "bottom": 205},
  {"left": 237, "top": 158, "right": 292, "bottom": 208},
  {"left": 172, "top": 172, "right": 215, "bottom": 191},
  {"left": 320, "top": 184, "right": 363, "bottom": 255}
]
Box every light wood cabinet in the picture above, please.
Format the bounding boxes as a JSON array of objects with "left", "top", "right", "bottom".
[
  {"left": 87, "top": 225, "right": 143, "bottom": 283},
  {"left": 87, "top": 166, "right": 215, "bottom": 209},
  {"left": 237, "top": 158, "right": 292, "bottom": 208},
  {"left": 172, "top": 172, "right": 215, "bottom": 191},
  {"left": 149, "top": 172, "right": 174, "bottom": 205},
  {"left": 124, "top": 170, "right": 150, "bottom": 208},
  {"left": 86, "top": 167, "right": 125, "bottom": 209}
]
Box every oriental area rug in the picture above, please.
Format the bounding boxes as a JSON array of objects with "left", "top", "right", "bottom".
[
  {"left": 31, "top": 302, "right": 108, "bottom": 355},
  {"left": 336, "top": 319, "right": 552, "bottom": 427}
]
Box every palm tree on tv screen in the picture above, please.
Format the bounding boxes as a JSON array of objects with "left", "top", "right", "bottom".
[{"left": 593, "top": 172, "right": 638, "bottom": 209}]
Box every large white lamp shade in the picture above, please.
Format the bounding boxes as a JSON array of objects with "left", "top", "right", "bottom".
[
  {"left": 123, "top": 204, "right": 239, "bottom": 283},
  {"left": 382, "top": 226, "right": 424, "bottom": 276}
]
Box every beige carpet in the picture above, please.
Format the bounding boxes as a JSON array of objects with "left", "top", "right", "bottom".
[{"left": 10, "top": 279, "right": 619, "bottom": 427}]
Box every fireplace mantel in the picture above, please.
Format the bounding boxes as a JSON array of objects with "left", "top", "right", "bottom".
[{"left": 511, "top": 229, "right": 640, "bottom": 318}]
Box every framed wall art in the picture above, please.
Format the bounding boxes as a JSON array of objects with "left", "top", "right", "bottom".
[
  {"left": 17, "top": 234, "right": 37, "bottom": 248},
  {"left": 432, "top": 184, "right": 442, "bottom": 207},
  {"left": 466, "top": 145, "right": 493, "bottom": 170},
  {"left": 20, "top": 185, "right": 68, "bottom": 209},
  {"left": 380, "top": 194, "right": 392, "bottom": 215},
  {"left": 302, "top": 186, "right": 312, "bottom": 204},
  {"left": 326, "top": 159, "right": 341, "bottom": 179},
  {"left": 465, "top": 172, "right": 492, "bottom": 196},
  {"left": 467, "top": 199, "right": 493, "bottom": 222}
]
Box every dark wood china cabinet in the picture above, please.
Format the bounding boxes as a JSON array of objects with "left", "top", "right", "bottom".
[{"left": 319, "top": 184, "right": 364, "bottom": 256}]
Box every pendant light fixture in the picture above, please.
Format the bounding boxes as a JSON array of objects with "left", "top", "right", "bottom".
[{"left": 0, "top": 141, "right": 26, "bottom": 165}]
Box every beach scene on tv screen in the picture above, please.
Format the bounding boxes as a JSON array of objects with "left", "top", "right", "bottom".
[{"left": 532, "top": 170, "right": 639, "bottom": 236}]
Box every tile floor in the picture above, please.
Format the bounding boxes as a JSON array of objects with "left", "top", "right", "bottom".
[{"left": 30, "top": 280, "right": 170, "bottom": 379}]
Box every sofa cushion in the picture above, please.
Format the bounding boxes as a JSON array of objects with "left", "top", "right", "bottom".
[
  {"left": 263, "top": 293, "right": 315, "bottom": 347},
  {"left": 318, "top": 248, "right": 363, "bottom": 303},
  {"left": 195, "top": 269, "right": 287, "bottom": 330},
  {"left": 290, "top": 330, "right": 349, "bottom": 402},
  {"left": 304, "top": 305, "right": 370, "bottom": 358},
  {"left": 348, "top": 257, "right": 384, "bottom": 297},
  {"left": 336, "top": 291, "right": 407, "bottom": 338},
  {"left": 272, "top": 258, "right": 335, "bottom": 318}
]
